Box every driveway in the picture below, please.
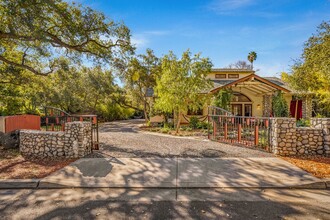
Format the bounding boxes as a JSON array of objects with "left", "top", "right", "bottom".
[{"left": 90, "top": 119, "right": 273, "bottom": 158}]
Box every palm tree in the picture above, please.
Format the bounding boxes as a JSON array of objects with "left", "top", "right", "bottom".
[{"left": 247, "top": 51, "right": 257, "bottom": 70}]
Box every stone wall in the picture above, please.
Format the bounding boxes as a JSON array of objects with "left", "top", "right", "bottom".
[
  {"left": 311, "top": 118, "right": 330, "bottom": 156},
  {"left": 20, "top": 122, "right": 92, "bottom": 159},
  {"left": 269, "top": 118, "right": 297, "bottom": 156},
  {"left": 296, "top": 127, "right": 323, "bottom": 155},
  {"left": 270, "top": 117, "right": 330, "bottom": 157}
]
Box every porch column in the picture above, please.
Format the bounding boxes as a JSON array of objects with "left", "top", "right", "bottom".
[{"left": 262, "top": 95, "right": 272, "bottom": 117}]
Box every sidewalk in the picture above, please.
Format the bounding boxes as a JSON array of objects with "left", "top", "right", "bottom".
[
  {"left": 1, "top": 157, "right": 328, "bottom": 189},
  {"left": 28, "top": 157, "right": 328, "bottom": 189}
]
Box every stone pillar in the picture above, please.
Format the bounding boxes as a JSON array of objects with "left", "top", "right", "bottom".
[
  {"left": 64, "top": 122, "right": 92, "bottom": 158},
  {"left": 262, "top": 95, "right": 272, "bottom": 117},
  {"left": 270, "top": 118, "right": 297, "bottom": 156},
  {"left": 311, "top": 118, "right": 330, "bottom": 156},
  {"left": 302, "top": 96, "right": 313, "bottom": 119}
]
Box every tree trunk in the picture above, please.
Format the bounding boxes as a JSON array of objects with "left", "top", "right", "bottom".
[
  {"left": 175, "top": 111, "right": 181, "bottom": 134},
  {"left": 143, "top": 99, "right": 149, "bottom": 124}
]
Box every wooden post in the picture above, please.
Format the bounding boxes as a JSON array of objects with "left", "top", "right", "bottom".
[
  {"left": 51, "top": 123, "right": 54, "bottom": 131},
  {"left": 213, "top": 119, "right": 217, "bottom": 139},
  {"left": 254, "top": 125, "right": 259, "bottom": 146},
  {"left": 208, "top": 116, "right": 210, "bottom": 140},
  {"left": 224, "top": 123, "right": 228, "bottom": 139},
  {"left": 238, "top": 124, "right": 242, "bottom": 142}
]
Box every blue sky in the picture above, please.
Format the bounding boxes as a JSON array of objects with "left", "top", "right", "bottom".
[{"left": 76, "top": 0, "right": 330, "bottom": 77}]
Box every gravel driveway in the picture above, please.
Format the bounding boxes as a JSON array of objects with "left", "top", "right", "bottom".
[{"left": 90, "top": 119, "right": 273, "bottom": 158}]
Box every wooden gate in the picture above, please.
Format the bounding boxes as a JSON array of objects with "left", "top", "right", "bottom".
[{"left": 4, "top": 115, "right": 40, "bottom": 133}]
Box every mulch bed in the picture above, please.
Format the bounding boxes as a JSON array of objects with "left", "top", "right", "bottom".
[
  {"left": 281, "top": 156, "right": 330, "bottom": 178},
  {"left": 0, "top": 147, "right": 75, "bottom": 179}
]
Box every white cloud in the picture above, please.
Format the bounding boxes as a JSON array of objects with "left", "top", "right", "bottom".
[
  {"left": 131, "top": 30, "right": 171, "bottom": 49},
  {"left": 131, "top": 35, "right": 149, "bottom": 48}
]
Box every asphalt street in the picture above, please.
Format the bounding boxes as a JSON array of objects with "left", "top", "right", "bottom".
[{"left": 0, "top": 188, "right": 329, "bottom": 219}]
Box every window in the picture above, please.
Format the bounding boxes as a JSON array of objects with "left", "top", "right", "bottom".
[
  {"left": 215, "top": 74, "right": 226, "bottom": 79},
  {"left": 187, "top": 108, "right": 203, "bottom": 115},
  {"left": 228, "top": 74, "right": 239, "bottom": 79},
  {"left": 231, "top": 92, "right": 251, "bottom": 102}
]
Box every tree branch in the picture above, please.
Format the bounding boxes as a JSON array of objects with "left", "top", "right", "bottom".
[{"left": 0, "top": 55, "right": 53, "bottom": 76}]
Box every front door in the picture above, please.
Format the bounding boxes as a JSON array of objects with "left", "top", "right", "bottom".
[{"left": 232, "top": 104, "right": 243, "bottom": 116}]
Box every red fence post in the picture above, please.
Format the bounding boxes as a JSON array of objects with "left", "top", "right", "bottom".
[
  {"left": 213, "top": 119, "right": 217, "bottom": 139},
  {"left": 224, "top": 123, "right": 228, "bottom": 139},
  {"left": 254, "top": 125, "right": 259, "bottom": 146}
]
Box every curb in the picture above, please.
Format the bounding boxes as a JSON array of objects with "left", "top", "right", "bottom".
[
  {"left": 1, "top": 180, "right": 328, "bottom": 190},
  {"left": 0, "top": 179, "right": 40, "bottom": 189}
]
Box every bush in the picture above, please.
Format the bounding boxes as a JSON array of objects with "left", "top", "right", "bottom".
[
  {"left": 164, "top": 122, "right": 174, "bottom": 129},
  {"left": 296, "top": 118, "right": 310, "bottom": 127},
  {"left": 160, "top": 127, "right": 170, "bottom": 133},
  {"left": 197, "top": 121, "right": 209, "bottom": 129},
  {"left": 96, "top": 102, "right": 135, "bottom": 122},
  {"left": 189, "top": 116, "right": 199, "bottom": 129}
]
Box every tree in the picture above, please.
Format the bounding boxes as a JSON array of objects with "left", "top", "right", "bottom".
[
  {"left": 272, "top": 90, "right": 289, "bottom": 117},
  {"left": 122, "top": 49, "right": 161, "bottom": 122},
  {"left": 247, "top": 51, "right": 257, "bottom": 69},
  {"left": 283, "top": 21, "right": 330, "bottom": 114},
  {"left": 0, "top": 0, "right": 133, "bottom": 77},
  {"left": 155, "top": 50, "right": 213, "bottom": 134},
  {"left": 214, "top": 89, "right": 233, "bottom": 111},
  {"left": 228, "top": 60, "right": 252, "bottom": 69}
]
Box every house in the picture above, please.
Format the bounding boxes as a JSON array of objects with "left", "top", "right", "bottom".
[{"left": 180, "top": 68, "right": 313, "bottom": 123}]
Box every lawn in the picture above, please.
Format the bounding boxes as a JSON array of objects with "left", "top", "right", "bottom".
[{"left": 0, "top": 147, "right": 75, "bottom": 179}]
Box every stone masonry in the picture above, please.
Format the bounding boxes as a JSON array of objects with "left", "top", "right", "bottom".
[
  {"left": 296, "top": 127, "right": 323, "bottom": 155},
  {"left": 311, "top": 118, "right": 330, "bottom": 156},
  {"left": 270, "top": 117, "right": 329, "bottom": 156},
  {"left": 269, "top": 118, "right": 297, "bottom": 156},
  {"left": 20, "top": 122, "right": 92, "bottom": 159}
]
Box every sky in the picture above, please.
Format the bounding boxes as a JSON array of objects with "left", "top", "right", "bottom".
[{"left": 75, "top": 0, "right": 330, "bottom": 77}]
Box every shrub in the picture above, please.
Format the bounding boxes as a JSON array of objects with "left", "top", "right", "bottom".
[
  {"left": 296, "top": 118, "right": 310, "bottom": 127},
  {"left": 197, "top": 121, "right": 209, "bottom": 129},
  {"left": 189, "top": 116, "right": 199, "bottom": 129},
  {"left": 160, "top": 127, "right": 170, "bottom": 133}
]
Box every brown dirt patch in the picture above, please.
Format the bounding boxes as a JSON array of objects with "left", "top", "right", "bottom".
[
  {"left": 0, "top": 147, "right": 75, "bottom": 179},
  {"left": 281, "top": 156, "right": 330, "bottom": 178}
]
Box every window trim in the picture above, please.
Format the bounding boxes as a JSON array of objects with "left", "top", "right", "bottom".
[
  {"left": 215, "top": 74, "right": 227, "bottom": 79},
  {"left": 228, "top": 74, "right": 239, "bottom": 79}
]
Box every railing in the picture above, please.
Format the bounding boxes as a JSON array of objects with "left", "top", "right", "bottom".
[
  {"left": 41, "top": 107, "right": 99, "bottom": 150},
  {"left": 208, "top": 114, "right": 271, "bottom": 151},
  {"left": 208, "top": 106, "right": 233, "bottom": 116}
]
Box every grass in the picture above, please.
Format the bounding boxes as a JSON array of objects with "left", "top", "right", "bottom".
[
  {"left": 281, "top": 156, "right": 330, "bottom": 178},
  {"left": 0, "top": 146, "right": 75, "bottom": 179}
]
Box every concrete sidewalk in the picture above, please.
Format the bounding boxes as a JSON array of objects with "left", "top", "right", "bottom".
[{"left": 34, "top": 157, "right": 326, "bottom": 189}]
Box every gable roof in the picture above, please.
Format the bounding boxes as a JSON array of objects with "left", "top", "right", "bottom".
[{"left": 210, "top": 74, "right": 291, "bottom": 94}]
